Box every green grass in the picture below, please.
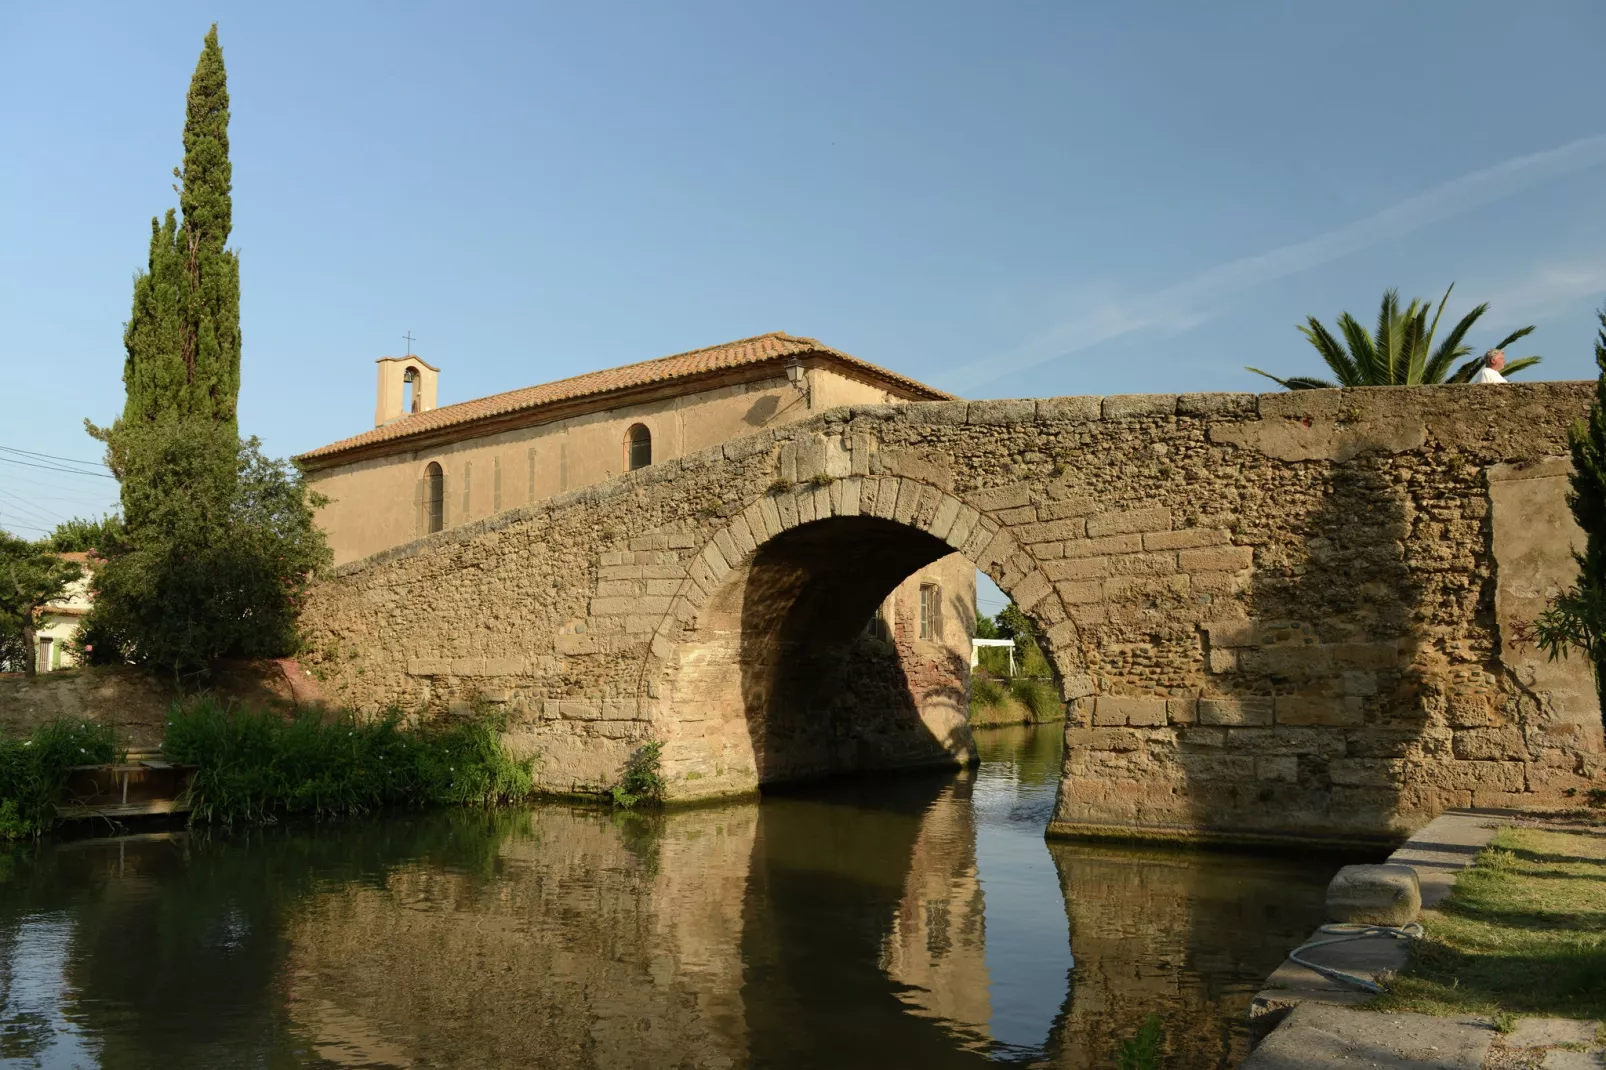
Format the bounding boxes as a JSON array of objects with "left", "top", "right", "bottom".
[
  {"left": 1373, "top": 826, "right": 1606, "bottom": 1020},
  {"left": 163, "top": 698, "right": 536, "bottom": 826},
  {"left": 0, "top": 720, "right": 122, "bottom": 840},
  {"left": 969, "top": 674, "right": 1063, "bottom": 725}
]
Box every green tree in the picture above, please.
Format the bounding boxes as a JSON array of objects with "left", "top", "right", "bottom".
[
  {"left": 1247, "top": 285, "right": 1541, "bottom": 389},
  {"left": 117, "top": 23, "right": 240, "bottom": 435},
  {"left": 81, "top": 25, "right": 329, "bottom": 679},
  {"left": 84, "top": 430, "right": 329, "bottom": 679},
  {"left": 46, "top": 515, "right": 122, "bottom": 554},
  {"left": 0, "top": 534, "right": 81, "bottom": 675},
  {"left": 1535, "top": 309, "right": 1606, "bottom": 730}
]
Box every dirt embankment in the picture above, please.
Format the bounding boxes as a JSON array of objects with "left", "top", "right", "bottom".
[{"left": 0, "top": 660, "right": 323, "bottom": 750}]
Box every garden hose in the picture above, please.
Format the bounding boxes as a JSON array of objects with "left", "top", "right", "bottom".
[{"left": 1286, "top": 922, "right": 1424, "bottom": 994}]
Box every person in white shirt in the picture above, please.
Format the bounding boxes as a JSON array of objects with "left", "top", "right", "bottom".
[{"left": 1472, "top": 348, "right": 1508, "bottom": 384}]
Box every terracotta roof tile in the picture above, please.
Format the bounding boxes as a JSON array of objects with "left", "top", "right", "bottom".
[{"left": 297, "top": 332, "right": 951, "bottom": 464}]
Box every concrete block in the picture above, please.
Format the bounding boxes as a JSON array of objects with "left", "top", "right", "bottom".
[
  {"left": 1256, "top": 756, "right": 1298, "bottom": 782},
  {"left": 1013, "top": 518, "right": 1088, "bottom": 545},
  {"left": 1179, "top": 545, "right": 1254, "bottom": 572},
  {"left": 1043, "top": 556, "right": 1111, "bottom": 581},
  {"left": 967, "top": 399, "right": 1036, "bottom": 425},
  {"left": 559, "top": 701, "right": 600, "bottom": 721},
  {"left": 1094, "top": 696, "right": 1169, "bottom": 727},
  {"left": 1037, "top": 496, "right": 1100, "bottom": 521},
  {"left": 945, "top": 505, "right": 981, "bottom": 550},
  {"left": 1056, "top": 580, "right": 1102, "bottom": 605},
  {"left": 1199, "top": 697, "right": 1273, "bottom": 726},
  {"left": 1325, "top": 864, "right": 1421, "bottom": 925},
  {"left": 1143, "top": 527, "right": 1230, "bottom": 551},
  {"left": 1451, "top": 726, "right": 1527, "bottom": 760},
  {"left": 1035, "top": 396, "right": 1102, "bottom": 421},
  {"left": 966, "top": 482, "right": 1033, "bottom": 512},
  {"left": 1086, "top": 507, "right": 1173, "bottom": 538},
  {"left": 1061, "top": 533, "right": 1144, "bottom": 558},
  {"left": 1103, "top": 394, "right": 1177, "bottom": 418},
  {"left": 1010, "top": 570, "right": 1052, "bottom": 612},
  {"left": 1176, "top": 392, "right": 1256, "bottom": 416},
  {"left": 1275, "top": 696, "right": 1364, "bottom": 727},
  {"left": 928, "top": 495, "right": 961, "bottom": 541}
]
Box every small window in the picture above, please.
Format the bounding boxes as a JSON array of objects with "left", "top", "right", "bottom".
[
  {"left": 626, "top": 424, "right": 652, "bottom": 471},
  {"left": 403, "top": 367, "right": 421, "bottom": 414},
  {"left": 425, "top": 462, "right": 444, "bottom": 533},
  {"left": 863, "top": 604, "right": 890, "bottom": 642},
  {"left": 919, "top": 584, "right": 941, "bottom": 640}
]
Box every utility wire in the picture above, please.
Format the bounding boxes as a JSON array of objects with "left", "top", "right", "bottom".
[
  {"left": 0, "top": 443, "right": 111, "bottom": 470},
  {"left": 0, "top": 455, "right": 117, "bottom": 479}
]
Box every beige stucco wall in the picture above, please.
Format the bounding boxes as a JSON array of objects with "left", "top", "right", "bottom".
[
  {"left": 35, "top": 567, "right": 93, "bottom": 672},
  {"left": 307, "top": 365, "right": 900, "bottom": 566}
]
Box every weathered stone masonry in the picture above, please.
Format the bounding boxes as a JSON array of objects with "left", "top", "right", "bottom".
[{"left": 300, "top": 382, "right": 1604, "bottom": 845}]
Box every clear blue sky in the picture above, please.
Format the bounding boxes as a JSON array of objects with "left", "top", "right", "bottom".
[{"left": 4, "top": 2, "right": 1606, "bottom": 542}]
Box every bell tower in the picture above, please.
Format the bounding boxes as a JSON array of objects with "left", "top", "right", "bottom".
[{"left": 375, "top": 355, "right": 439, "bottom": 427}]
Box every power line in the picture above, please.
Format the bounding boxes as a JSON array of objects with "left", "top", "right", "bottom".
[
  {"left": 0, "top": 491, "right": 70, "bottom": 530},
  {"left": 0, "top": 455, "right": 117, "bottom": 479},
  {"left": 0, "top": 443, "right": 111, "bottom": 470}
]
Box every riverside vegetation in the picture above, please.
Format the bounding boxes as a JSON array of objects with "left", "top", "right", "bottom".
[
  {"left": 970, "top": 602, "right": 1064, "bottom": 726},
  {"left": 1374, "top": 824, "right": 1606, "bottom": 1021},
  {"left": 162, "top": 700, "right": 535, "bottom": 825},
  {"left": 0, "top": 720, "right": 121, "bottom": 839},
  {"left": 0, "top": 702, "right": 536, "bottom": 840}
]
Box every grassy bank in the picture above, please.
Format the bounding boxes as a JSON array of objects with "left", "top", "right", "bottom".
[
  {"left": 162, "top": 699, "right": 536, "bottom": 825},
  {"left": 970, "top": 674, "right": 1063, "bottom": 726},
  {"left": 0, "top": 720, "right": 122, "bottom": 839},
  {"left": 1374, "top": 823, "right": 1606, "bottom": 1020}
]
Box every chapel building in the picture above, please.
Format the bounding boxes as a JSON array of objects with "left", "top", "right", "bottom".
[{"left": 296, "top": 332, "right": 977, "bottom": 677}]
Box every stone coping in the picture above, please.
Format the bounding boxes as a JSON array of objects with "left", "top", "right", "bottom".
[{"left": 1249, "top": 809, "right": 1502, "bottom": 1018}]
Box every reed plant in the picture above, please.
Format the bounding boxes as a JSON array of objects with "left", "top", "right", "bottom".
[
  {"left": 163, "top": 698, "right": 535, "bottom": 826},
  {"left": 0, "top": 720, "right": 121, "bottom": 840}
]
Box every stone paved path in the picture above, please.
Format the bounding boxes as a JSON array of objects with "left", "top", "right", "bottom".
[{"left": 1241, "top": 1003, "right": 1492, "bottom": 1069}]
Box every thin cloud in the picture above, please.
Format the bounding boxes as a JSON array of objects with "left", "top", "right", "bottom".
[
  {"left": 1489, "top": 259, "right": 1606, "bottom": 327},
  {"left": 941, "top": 132, "right": 1606, "bottom": 393}
]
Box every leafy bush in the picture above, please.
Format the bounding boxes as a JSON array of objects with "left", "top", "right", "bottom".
[
  {"left": 970, "top": 675, "right": 1007, "bottom": 710},
  {"left": 1008, "top": 675, "right": 1063, "bottom": 721},
  {"left": 84, "top": 421, "right": 330, "bottom": 679},
  {"left": 163, "top": 699, "right": 534, "bottom": 825},
  {"left": 0, "top": 720, "right": 122, "bottom": 839},
  {"left": 610, "top": 741, "right": 664, "bottom": 810}
]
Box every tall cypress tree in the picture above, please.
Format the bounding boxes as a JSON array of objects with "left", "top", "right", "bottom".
[
  {"left": 120, "top": 24, "right": 240, "bottom": 433},
  {"left": 84, "top": 23, "right": 329, "bottom": 679}
]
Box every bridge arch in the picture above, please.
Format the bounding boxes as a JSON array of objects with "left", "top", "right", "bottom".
[{"left": 637, "top": 474, "right": 1089, "bottom": 799}]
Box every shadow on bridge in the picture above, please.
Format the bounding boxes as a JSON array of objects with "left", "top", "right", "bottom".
[{"left": 1180, "top": 452, "right": 1427, "bottom": 844}]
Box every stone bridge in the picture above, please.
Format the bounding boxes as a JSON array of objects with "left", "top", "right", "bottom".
[{"left": 301, "top": 382, "right": 1605, "bottom": 845}]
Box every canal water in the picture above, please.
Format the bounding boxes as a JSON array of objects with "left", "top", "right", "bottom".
[{"left": 0, "top": 725, "right": 1343, "bottom": 1069}]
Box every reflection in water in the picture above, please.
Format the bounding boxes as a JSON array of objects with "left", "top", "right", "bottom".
[{"left": 0, "top": 728, "right": 1344, "bottom": 1068}]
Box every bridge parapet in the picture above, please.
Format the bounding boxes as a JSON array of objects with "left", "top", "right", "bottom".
[{"left": 302, "top": 382, "right": 1604, "bottom": 844}]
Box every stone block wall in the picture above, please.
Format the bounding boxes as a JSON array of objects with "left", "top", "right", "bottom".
[{"left": 300, "top": 381, "right": 1604, "bottom": 844}]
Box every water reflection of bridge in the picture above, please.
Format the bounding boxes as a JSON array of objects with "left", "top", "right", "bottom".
[{"left": 1, "top": 731, "right": 1336, "bottom": 1068}]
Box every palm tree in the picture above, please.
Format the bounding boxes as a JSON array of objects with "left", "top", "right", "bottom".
[{"left": 1248, "top": 285, "right": 1541, "bottom": 389}]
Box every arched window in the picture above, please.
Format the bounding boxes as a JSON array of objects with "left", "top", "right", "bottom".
[
  {"left": 626, "top": 423, "right": 652, "bottom": 471},
  {"left": 425, "top": 462, "right": 444, "bottom": 533},
  {"left": 403, "top": 367, "right": 421, "bottom": 414}
]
